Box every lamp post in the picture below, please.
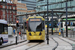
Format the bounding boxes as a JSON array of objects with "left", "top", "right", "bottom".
[
  {"left": 47, "top": 0, "right": 49, "bottom": 44},
  {"left": 65, "top": 0, "right": 73, "bottom": 37},
  {"left": 66, "top": 1, "right": 68, "bottom": 37},
  {"left": 52, "top": 10, "right": 53, "bottom": 35}
]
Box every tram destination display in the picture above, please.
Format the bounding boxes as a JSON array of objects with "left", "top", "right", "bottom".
[{"left": 29, "top": 19, "right": 41, "bottom": 21}]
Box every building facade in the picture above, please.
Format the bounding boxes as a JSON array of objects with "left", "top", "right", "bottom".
[
  {"left": 11, "top": 0, "right": 36, "bottom": 23},
  {"left": 0, "top": 1, "right": 17, "bottom": 24},
  {"left": 36, "top": 0, "right": 75, "bottom": 12},
  {"left": 17, "top": 0, "right": 36, "bottom": 10},
  {"left": 11, "top": 0, "right": 36, "bottom": 15}
]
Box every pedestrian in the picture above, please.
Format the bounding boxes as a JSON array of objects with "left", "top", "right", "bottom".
[
  {"left": 13, "top": 28, "right": 15, "bottom": 35},
  {"left": 19, "top": 30, "right": 21, "bottom": 36}
]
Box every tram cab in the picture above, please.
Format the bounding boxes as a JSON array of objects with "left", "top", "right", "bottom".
[
  {"left": 0, "top": 20, "right": 8, "bottom": 45},
  {"left": 26, "top": 16, "right": 45, "bottom": 41}
]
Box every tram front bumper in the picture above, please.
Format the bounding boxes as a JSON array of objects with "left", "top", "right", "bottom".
[{"left": 27, "top": 36, "right": 45, "bottom": 40}]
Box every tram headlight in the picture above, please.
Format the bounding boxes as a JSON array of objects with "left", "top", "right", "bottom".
[
  {"left": 29, "top": 33, "right": 32, "bottom": 36},
  {"left": 39, "top": 32, "right": 42, "bottom": 35}
]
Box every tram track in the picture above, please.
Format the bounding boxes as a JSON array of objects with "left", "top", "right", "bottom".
[
  {"left": 52, "top": 37, "right": 73, "bottom": 50},
  {"left": 1, "top": 36, "right": 73, "bottom": 50},
  {"left": 52, "top": 37, "right": 58, "bottom": 50},
  {"left": 25, "top": 42, "right": 43, "bottom": 50},
  {"left": 59, "top": 37, "right": 73, "bottom": 50}
]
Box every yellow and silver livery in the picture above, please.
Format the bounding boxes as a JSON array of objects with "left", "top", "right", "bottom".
[{"left": 26, "top": 16, "right": 45, "bottom": 40}]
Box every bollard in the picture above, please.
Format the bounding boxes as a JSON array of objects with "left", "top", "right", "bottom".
[
  {"left": 16, "top": 36, "right": 17, "bottom": 44},
  {"left": 46, "top": 35, "right": 49, "bottom": 45}
]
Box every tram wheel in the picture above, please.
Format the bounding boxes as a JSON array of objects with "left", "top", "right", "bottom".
[
  {"left": 0, "top": 38, "right": 2, "bottom": 45},
  {"left": 1, "top": 37, "right": 3, "bottom": 43}
]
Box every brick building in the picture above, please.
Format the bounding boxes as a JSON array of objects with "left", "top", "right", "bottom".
[{"left": 0, "top": 1, "right": 17, "bottom": 24}]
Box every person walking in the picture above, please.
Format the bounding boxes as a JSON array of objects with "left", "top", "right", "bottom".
[
  {"left": 19, "top": 29, "right": 22, "bottom": 40},
  {"left": 19, "top": 30, "right": 21, "bottom": 36},
  {"left": 13, "top": 29, "right": 15, "bottom": 35}
]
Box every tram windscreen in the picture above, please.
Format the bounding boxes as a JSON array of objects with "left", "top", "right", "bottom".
[
  {"left": 0, "top": 24, "right": 8, "bottom": 34},
  {"left": 28, "top": 19, "right": 42, "bottom": 31},
  {"left": 0, "top": 24, "right": 3, "bottom": 34}
]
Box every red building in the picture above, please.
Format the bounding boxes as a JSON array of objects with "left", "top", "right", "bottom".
[{"left": 0, "top": 1, "right": 17, "bottom": 24}]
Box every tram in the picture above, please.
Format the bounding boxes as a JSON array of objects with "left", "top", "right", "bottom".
[
  {"left": 0, "top": 20, "right": 8, "bottom": 45},
  {"left": 26, "top": 16, "right": 45, "bottom": 41}
]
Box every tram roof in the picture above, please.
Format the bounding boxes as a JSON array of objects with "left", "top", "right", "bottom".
[
  {"left": 26, "top": 16, "right": 45, "bottom": 21},
  {"left": 0, "top": 19, "right": 7, "bottom": 24}
]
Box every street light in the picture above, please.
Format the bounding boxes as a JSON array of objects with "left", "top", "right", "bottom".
[
  {"left": 65, "top": 0, "right": 73, "bottom": 37},
  {"left": 47, "top": 0, "right": 49, "bottom": 44}
]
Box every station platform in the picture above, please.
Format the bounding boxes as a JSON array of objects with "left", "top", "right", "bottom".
[{"left": 1, "top": 35, "right": 75, "bottom": 50}]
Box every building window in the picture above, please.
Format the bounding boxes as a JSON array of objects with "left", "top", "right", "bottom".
[
  {"left": 3, "top": 6, "right": 5, "bottom": 8},
  {"left": 7, "top": 10, "right": 8, "bottom": 13},
  {"left": 10, "top": 16, "right": 12, "bottom": 21},
  {"left": 13, "top": 11, "right": 15, "bottom": 14},
  {"left": 13, "top": 7, "right": 15, "bottom": 10},
  {"left": 10, "top": 11, "right": 11, "bottom": 13},
  {"left": 37, "top": 0, "right": 44, "bottom": 2},
  {"left": 17, "top": 8, "right": 26, "bottom": 10},
  {"left": 13, "top": 15, "right": 15, "bottom": 22},
  {"left": 10, "top": 7, "right": 11, "bottom": 9},
  {"left": 2, "top": 10, "right": 5, "bottom": 15},
  {"left": 7, "top": 6, "right": 8, "bottom": 9}
]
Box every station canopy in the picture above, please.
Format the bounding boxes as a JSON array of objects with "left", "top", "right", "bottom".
[{"left": 16, "top": 10, "right": 75, "bottom": 18}]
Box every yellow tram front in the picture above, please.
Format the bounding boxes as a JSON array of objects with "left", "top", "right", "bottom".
[{"left": 26, "top": 16, "right": 45, "bottom": 40}]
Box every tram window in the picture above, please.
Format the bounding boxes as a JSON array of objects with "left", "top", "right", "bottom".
[
  {"left": 28, "top": 25, "right": 31, "bottom": 31},
  {"left": 4, "top": 27, "right": 8, "bottom": 32},
  {"left": 36, "top": 23, "right": 42, "bottom": 31},
  {"left": 3, "top": 25, "right": 8, "bottom": 34},
  {"left": 28, "top": 21, "right": 42, "bottom": 31},
  {"left": 0, "top": 24, "right": 3, "bottom": 34},
  {"left": 42, "top": 21, "right": 45, "bottom": 29}
]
